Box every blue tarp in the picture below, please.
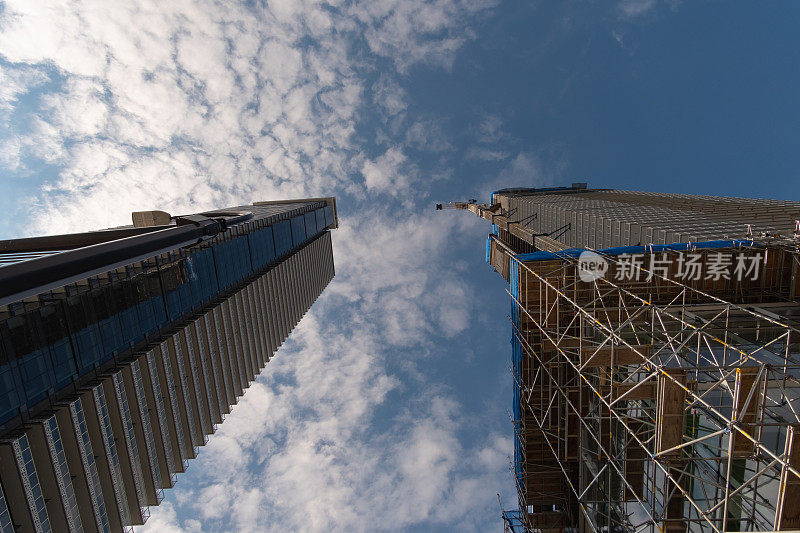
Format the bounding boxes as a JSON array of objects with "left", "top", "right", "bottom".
[
  {"left": 509, "top": 255, "right": 523, "bottom": 488},
  {"left": 514, "top": 239, "right": 760, "bottom": 263}
]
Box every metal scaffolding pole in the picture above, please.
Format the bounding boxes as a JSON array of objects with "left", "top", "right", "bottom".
[{"left": 501, "top": 239, "right": 800, "bottom": 532}]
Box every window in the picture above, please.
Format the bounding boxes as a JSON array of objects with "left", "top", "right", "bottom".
[
  {"left": 304, "top": 211, "right": 317, "bottom": 237},
  {"left": 13, "top": 434, "right": 51, "bottom": 532},
  {"left": 93, "top": 385, "right": 130, "bottom": 526},
  {"left": 43, "top": 415, "right": 83, "bottom": 533},
  {"left": 273, "top": 220, "right": 292, "bottom": 257},
  {"left": 145, "top": 351, "right": 175, "bottom": 477},
  {"left": 248, "top": 226, "right": 276, "bottom": 270},
  {"left": 315, "top": 207, "right": 326, "bottom": 232},
  {"left": 39, "top": 302, "right": 76, "bottom": 389},
  {"left": 66, "top": 293, "right": 104, "bottom": 373},
  {"left": 290, "top": 215, "right": 306, "bottom": 248},
  {"left": 131, "top": 359, "right": 162, "bottom": 491},
  {"left": 71, "top": 399, "right": 110, "bottom": 533},
  {"left": 112, "top": 373, "right": 146, "bottom": 509},
  {"left": 92, "top": 286, "right": 124, "bottom": 358}
]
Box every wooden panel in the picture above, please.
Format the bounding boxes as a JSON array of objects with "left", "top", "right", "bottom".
[
  {"left": 580, "top": 345, "right": 650, "bottom": 367},
  {"left": 490, "top": 239, "right": 510, "bottom": 281},
  {"left": 656, "top": 369, "right": 687, "bottom": 456},
  {"left": 732, "top": 367, "right": 761, "bottom": 457},
  {"left": 541, "top": 338, "right": 583, "bottom": 351},
  {"left": 565, "top": 389, "right": 580, "bottom": 460},
  {"left": 624, "top": 423, "right": 647, "bottom": 500},
  {"left": 603, "top": 381, "right": 657, "bottom": 401},
  {"left": 775, "top": 425, "right": 800, "bottom": 530},
  {"left": 530, "top": 511, "right": 569, "bottom": 530},
  {"left": 664, "top": 481, "right": 687, "bottom": 533}
]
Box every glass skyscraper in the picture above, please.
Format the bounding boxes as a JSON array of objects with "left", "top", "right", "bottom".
[{"left": 0, "top": 198, "right": 337, "bottom": 531}]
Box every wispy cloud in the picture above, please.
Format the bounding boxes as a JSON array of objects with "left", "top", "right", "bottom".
[
  {"left": 0, "top": 3, "right": 348, "bottom": 231},
  {"left": 0, "top": 0, "right": 504, "bottom": 235},
  {"left": 0, "top": 63, "right": 48, "bottom": 110},
  {"left": 618, "top": 0, "right": 656, "bottom": 18},
  {"left": 479, "top": 149, "right": 569, "bottom": 200},
  {"left": 372, "top": 73, "right": 408, "bottom": 118},
  {"left": 0, "top": 1, "right": 513, "bottom": 531},
  {"left": 475, "top": 113, "right": 507, "bottom": 145},
  {"left": 138, "top": 211, "right": 509, "bottom": 532},
  {"left": 463, "top": 113, "right": 511, "bottom": 163},
  {"left": 466, "top": 146, "right": 509, "bottom": 161},
  {"left": 360, "top": 147, "right": 415, "bottom": 197},
  {"left": 354, "top": 0, "right": 500, "bottom": 73},
  {"left": 405, "top": 119, "right": 454, "bottom": 153}
]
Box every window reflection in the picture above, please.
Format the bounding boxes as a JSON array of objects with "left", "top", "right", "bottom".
[{"left": 0, "top": 205, "right": 327, "bottom": 424}]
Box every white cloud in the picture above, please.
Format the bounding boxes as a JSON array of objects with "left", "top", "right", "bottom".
[
  {"left": 0, "top": 1, "right": 513, "bottom": 531},
  {"left": 0, "top": 3, "right": 107, "bottom": 77},
  {"left": 476, "top": 113, "right": 505, "bottom": 144},
  {"left": 0, "top": 63, "right": 47, "bottom": 110},
  {"left": 133, "top": 207, "right": 505, "bottom": 532},
  {"left": 360, "top": 147, "right": 412, "bottom": 195},
  {"left": 139, "top": 502, "right": 187, "bottom": 533},
  {"left": 353, "top": 0, "right": 499, "bottom": 73},
  {"left": 327, "top": 211, "right": 483, "bottom": 359},
  {"left": 140, "top": 311, "right": 509, "bottom": 531},
  {"left": 618, "top": 0, "right": 657, "bottom": 18},
  {"left": 0, "top": 0, "right": 367, "bottom": 234},
  {"left": 466, "top": 146, "right": 508, "bottom": 161},
  {"left": 372, "top": 73, "right": 407, "bottom": 117},
  {"left": 482, "top": 149, "right": 569, "bottom": 199},
  {"left": 462, "top": 113, "right": 510, "bottom": 164},
  {"left": 405, "top": 119, "right": 454, "bottom": 153},
  {"left": 40, "top": 78, "right": 109, "bottom": 138},
  {"left": 0, "top": 137, "right": 23, "bottom": 171},
  {"left": 0, "top": 0, "right": 499, "bottom": 237}
]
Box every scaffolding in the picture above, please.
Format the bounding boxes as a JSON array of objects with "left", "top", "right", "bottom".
[
  {"left": 442, "top": 187, "right": 800, "bottom": 532},
  {"left": 498, "top": 236, "right": 800, "bottom": 532}
]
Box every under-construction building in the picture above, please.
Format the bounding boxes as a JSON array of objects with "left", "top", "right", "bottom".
[
  {"left": 444, "top": 185, "right": 800, "bottom": 532},
  {"left": 0, "top": 198, "right": 337, "bottom": 532}
]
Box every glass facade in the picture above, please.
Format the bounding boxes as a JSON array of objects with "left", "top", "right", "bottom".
[
  {"left": 0, "top": 203, "right": 329, "bottom": 425},
  {"left": 12, "top": 434, "right": 51, "bottom": 533},
  {"left": 144, "top": 351, "right": 175, "bottom": 479},
  {"left": 192, "top": 323, "right": 218, "bottom": 426},
  {"left": 0, "top": 199, "right": 337, "bottom": 531},
  {"left": 171, "top": 339, "right": 199, "bottom": 448},
  {"left": 111, "top": 372, "right": 146, "bottom": 513},
  {"left": 91, "top": 385, "right": 130, "bottom": 527},
  {"left": 201, "top": 316, "right": 225, "bottom": 421},
  {"left": 42, "top": 415, "right": 83, "bottom": 533},
  {"left": 70, "top": 399, "right": 110, "bottom": 533},
  {"left": 0, "top": 483, "right": 12, "bottom": 533},
  {"left": 130, "top": 359, "right": 162, "bottom": 494},
  {"left": 213, "top": 310, "right": 237, "bottom": 400},
  {"left": 220, "top": 309, "right": 245, "bottom": 393},
  {"left": 182, "top": 330, "right": 209, "bottom": 437},
  {"left": 158, "top": 343, "right": 188, "bottom": 463}
]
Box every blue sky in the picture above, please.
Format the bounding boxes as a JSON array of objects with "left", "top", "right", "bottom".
[{"left": 1, "top": 1, "right": 800, "bottom": 531}]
